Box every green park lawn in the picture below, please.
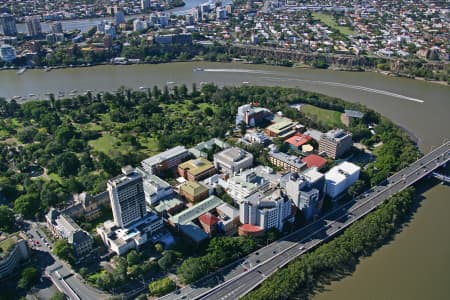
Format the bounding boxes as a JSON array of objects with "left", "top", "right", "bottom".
[
  {"left": 312, "top": 13, "right": 355, "bottom": 36},
  {"left": 301, "top": 104, "right": 344, "bottom": 128},
  {"left": 88, "top": 134, "right": 118, "bottom": 154}
]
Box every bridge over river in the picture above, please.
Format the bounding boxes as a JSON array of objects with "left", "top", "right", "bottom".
[{"left": 162, "top": 141, "right": 450, "bottom": 300}]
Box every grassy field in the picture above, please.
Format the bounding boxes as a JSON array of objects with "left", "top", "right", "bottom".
[
  {"left": 312, "top": 13, "right": 355, "bottom": 36},
  {"left": 138, "top": 136, "right": 160, "bottom": 156},
  {"left": 88, "top": 134, "right": 118, "bottom": 154},
  {"left": 301, "top": 104, "right": 344, "bottom": 128}
]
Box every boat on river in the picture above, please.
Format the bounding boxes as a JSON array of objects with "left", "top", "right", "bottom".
[
  {"left": 193, "top": 68, "right": 204, "bottom": 72},
  {"left": 17, "top": 67, "right": 26, "bottom": 75}
]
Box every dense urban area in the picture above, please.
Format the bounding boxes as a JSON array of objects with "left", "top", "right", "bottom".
[
  {"left": 0, "top": 0, "right": 449, "bottom": 84},
  {"left": 0, "top": 82, "right": 431, "bottom": 299},
  {"left": 0, "top": 1, "right": 449, "bottom": 300}
]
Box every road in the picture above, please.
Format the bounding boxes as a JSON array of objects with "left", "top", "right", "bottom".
[
  {"left": 162, "top": 141, "right": 450, "bottom": 300},
  {"left": 26, "top": 222, "right": 109, "bottom": 300}
]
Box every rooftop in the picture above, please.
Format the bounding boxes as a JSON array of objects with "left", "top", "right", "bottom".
[
  {"left": 325, "top": 161, "right": 360, "bottom": 183},
  {"left": 141, "top": 146, "right": 187, "bottom": 166},
  {"left": 269, "top": 151, "right": 306, "bottom": 169},
  {"left": 199, "top": 212, "right": 219, "bottom": 226},
  {"left": 322, "top": 129, "right": 351, "bottom": 141},
  {"left": 344, "top": 110, "right": 364, "bottom": 119},
  {"left": 178, "top": 157, "right": 215, "bottom": 176},
  {"left": 266, "top": 118, "right": 297, "bottom": 134},
  {"left": 180, "top": 181, "right": 209, "bottom": 197},
  {"left": 285, "top": 133, "right": 313, "bottom": 148},
  {"left": 154, "top": 197, "right": 184, "bottom": 213},
  {"left": 169, "top": 195, "right": 224, "bottom": 225},
  {"left": 302, "top": 154, "right": 327, "bottom": 169}
]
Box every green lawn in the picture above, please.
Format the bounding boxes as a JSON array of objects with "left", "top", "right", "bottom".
[
  {"left": 88, "top": 134, "right": 118, "bottom": 154},
  {"left": 312, "top": 13, "right": 355, "bottom": 36},
  {"left": 301, "top": 104, "right": 344, "bottom": 128},
  {"left": 138, "top": 136, "right": 160, "bottom": 156},
  {"left": 0, "top": 236, "right": 16, "bottom": 258}
]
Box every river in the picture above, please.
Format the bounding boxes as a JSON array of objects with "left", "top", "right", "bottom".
[{"left": 0, "top": 62, "right": 449, "bottom": 299}]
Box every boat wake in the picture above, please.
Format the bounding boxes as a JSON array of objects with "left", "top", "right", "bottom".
[
  {"left": 201, "top": 68, "right": 424, "bottom": 103},
  {"left": 260, "top": 77, "right": 425, "bottom": 103},
  {"left": 202, "top": 68, "right": 277, "bottom": 75}
]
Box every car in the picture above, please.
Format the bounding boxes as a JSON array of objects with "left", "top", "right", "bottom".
[
  {"left": 255, "top": 252, "right": 259, "bottom": 255},
  {"left": 174, "top": 290, "right": 181, "bottom": 295},
  {"left": 255, "top": 259, "right": 260, "bottom": 264},
  {"left": 300, "top": 246, "right": 306, "bottom": 250},
  {"left": 273, "top": 250, "right": 277, "bottom": 254}
]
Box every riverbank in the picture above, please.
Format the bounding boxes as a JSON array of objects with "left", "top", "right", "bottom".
[{"left": 2, "top": 58, "right": 448, "bottom": 87}]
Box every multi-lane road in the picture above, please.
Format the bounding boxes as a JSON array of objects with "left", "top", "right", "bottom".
[
  {"left": 26, "top": 222, "right": 108, "bottom": 300},
  {"left": 163, "top": 141, "right": 450, "bottom": 300}
]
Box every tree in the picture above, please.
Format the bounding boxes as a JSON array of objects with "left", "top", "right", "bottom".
[
  {"left": 17, "top": 267, "right": 39, "bottom": 289},
  {"left": 55, "top": 152, "right": 80, "bottom": 177},
  {"left": 17, "top": 126, "right": 38, "bottom": 143},
  {"left": 155, "top": 243, "right": 164, "bottom": 253},
  {"left": 0, "top": 205, "right": 15, "bottom": 232},
  {"left": 53, "top": 239, "right": 76, "bottom": 265},
  {"left": 148, "top": 277, "right": 176, "bottom": 297},
  {"left": 158, "top": 250, "right": 176, "bottom": 271},
  {"left": 14, "top": 193, "right": 40, "bottom": 219},
  {"left": 126, "top": 250, "right": 140, "bottom": 266}
]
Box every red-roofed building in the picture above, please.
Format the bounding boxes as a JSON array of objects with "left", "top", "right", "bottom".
[
  {"left": 285, "top": 133, "right": 312, "bottom": 150},
  {"left": 238, "top": 224, "right": 265, "bottom": 237},
  {"left": 301, "top": 154, "right": 327, "bottom": 170},
  {"left": 199, "top": 213, "right": 219, "bottom": 235}
]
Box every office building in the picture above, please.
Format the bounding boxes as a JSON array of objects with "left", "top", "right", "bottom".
[
  {"left": 50, "top": 22, "right": 63, "bottom": 34},
  {"left": 159, "top": 13, "right": 169, "bottom": 27},
  {"left": 136, "top": 167, "right": 173, "bottom": 205},
  {"left": 180, "top": 181, "right": 209, "bottom": 203},
  {"left": 227, "top": 169, "right": 270, "bottom": 203},
  {"left": 115, "top": 10, "right": 126, "bottom": 25},
  {"left": 0, "top": 13, "right": 17, "bottom": 36},
  {"left": 268, "top": 150, "right": 306, "bottom": 173},
  {"left": 104, "top": 22, "right": 116, "bottom": 39},
  {"left": 133, "top": 19, "right": 146, "bottom": 32},
  {"left": 0, "top": 233, "right": 30, "bottom": 280},
  {"left": 192, "top": 7, "right": 202, "bottom": 22},
  {"left": 216, "top": 7, "right": 228, "bottom": 20},
  {"left": 46, "top": 209, "right": 94, "bottom": 258},
  {"left": 235, "top": 103, "right": 272, "bottom": 127},
  {"left": 99, "top": 167, "right": 174, "bottom": 255},
  {"left": 214, "top": 147, "right": 253, "bottom": 175},
  {"left": 265, "top": 118, "right": 298, "bottom": 138},
  {"left": 325, "top": 161, "right": 360, "bottom": 199},
  {"left": 178, "top": 157, "right": 216, "bottom": 181},
  {"left": 97, "top": 211, "right": 171, "bottom": 255},
  {"left": 319, "top": 129, "right": 353, "bottom": 159},
  {"left": 239, "top": 190, "right": 292, "bottom": 233},
  {"left": 0, "top": 44, "right": 16, "bottom": 62},
  {"left": 25, "top": 16, "right": 42, "bottom": 37},
  {"left": 285, "top": 172, "right": 321, "bottom": 219},
  {"left": 108, "top": 166, "right": 146, "bottom": 228},
  {"left": 141, "top": 146, "right": 190, "bottom": 175},
  {"left": 141, "top": 0, "right": 151, "bottom": 10}
]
